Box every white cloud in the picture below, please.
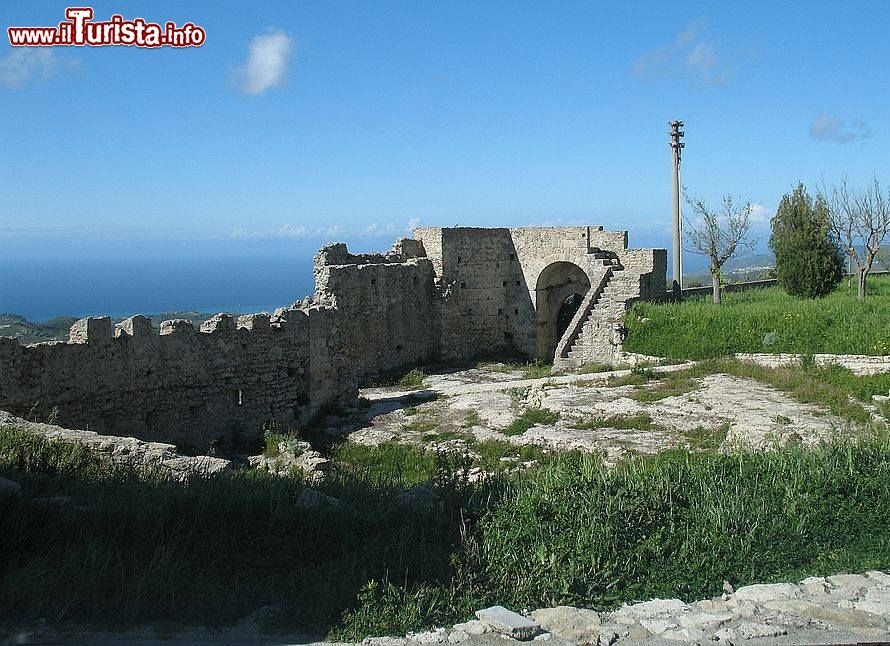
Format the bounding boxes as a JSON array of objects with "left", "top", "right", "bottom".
[
  {"left": 809, "top": 114, "right": 872, "bottom": 144},
  {"left": 232, "top": 220, "right": 420, "bottom": 241},
  {"left": 361, "top": 222, "right": 401, "bottom": 237},
  {"left": 631, "top": 21, "right": 730, "bottom": 86},
  {"left": 748, "top": 202, "right": 772, "bottom": 225},
  {"left": 0, "top": 47, "right": 72, "bottom": 89},
  {"left": 237, "top": 29, "right": 292, "bottom": 95},
  {"left": 231, "top": 224, "right": 311, "bottom": 240}
]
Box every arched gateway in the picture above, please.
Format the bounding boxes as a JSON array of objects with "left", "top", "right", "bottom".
[{"left": 534, "top": 261, "right": 591, "bottom": 361}]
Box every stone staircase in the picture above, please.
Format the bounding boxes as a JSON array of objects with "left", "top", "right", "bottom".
[
  {"left": 587, "top": 247, "right": 622, "bottom": 267},
  {"left": 554, "top": 260, "right": 640, "bottom": 370}
]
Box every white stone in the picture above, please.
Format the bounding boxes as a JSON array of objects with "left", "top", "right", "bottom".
[
  {"left": 852, "top": 586, "right": 890, "bottom": 617},
  {"left": 475, "top": 606, "right": 542, "bottom": 641},
  {"left": 866, "top": 570, "right": 890, "bottom": 586},
  {"left": 408, "top": 628, "right": 447, "bottom": 644},
  {"left": 661, "top": 626, "right": 707, "bottom": 642},
  {"left": 639, "top": 618, "right": 677, "bottom": 634},
  {"left": 530, "top": 606, "right": 601, "bottom": 641},
  {"left": 611, "top": 598, "right": 689, "bottom": 621},
  {"left": 451, "top": 620, "right": 486, "bottom": 636},
  {"left": 826, "top": 573, "right": 875, "bottom": 592},
  {"left": 677, "top": 612, "right": 737, "bottom": 631},
  {"left": 733, "top": 582, "right": 802, "bottom": 603},
  {"left": 799, "top": 576, "right": 831, "bottom": 595},
  {"left": 715, "top": 622, "right": 786, "bottom": 640}
]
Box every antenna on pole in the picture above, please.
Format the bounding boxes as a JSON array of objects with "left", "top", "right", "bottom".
[{"left": 669, "top": 120, "right": 685, "bottom": 296}]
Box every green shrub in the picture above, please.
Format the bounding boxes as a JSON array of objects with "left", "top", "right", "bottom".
[{"left": 770, "top": 183, "right": 845, "bottom": 299}]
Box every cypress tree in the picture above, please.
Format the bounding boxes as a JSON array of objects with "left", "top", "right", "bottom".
[{"left": 769, "top": 184, "right": 845, "bottom": 298}]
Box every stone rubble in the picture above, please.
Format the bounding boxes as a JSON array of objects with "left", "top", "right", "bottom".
[
  {"left": 0, "top": 411, "right": 231, "bottom": 481},
  {"left": 357, "top": 570, "right": 890, "bottom": 646},
  {"left": 735, "top": 353, "right": 890, "bottom": 376},
  {"left": 248, "top": 439, "right": 332, "bottom": 479},
  {"left": 475, "top": 606, "right": 542, "bottom": 641}
]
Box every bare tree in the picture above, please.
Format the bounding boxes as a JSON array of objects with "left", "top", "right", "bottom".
[
  {"left": 684, "top": 192, "right": 755, "bottom": 304},
  {"left": 823, "top": 175, "right": 890, "bottom": 299}
]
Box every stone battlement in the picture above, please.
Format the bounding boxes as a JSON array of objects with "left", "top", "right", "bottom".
[{"left": 0, "top": 306, "right": 354, "bottom": 453}]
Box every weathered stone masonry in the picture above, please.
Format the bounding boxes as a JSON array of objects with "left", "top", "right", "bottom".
[
  {"left": 0, "top": 226, "right": 665, "bottom": 449},
  {"left": 0, "top": 308, "right": 355, "bottom": 452},
  {"left": 318, "top": 226, "right": 666, "bottom": 377}
]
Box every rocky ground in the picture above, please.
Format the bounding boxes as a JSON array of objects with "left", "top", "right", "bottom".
[
  {"left": 9, "top": 571, "right": 888, "bottom": 645},
  {"left": 318, "top": 363, "right": 851, "bottom": 466}
]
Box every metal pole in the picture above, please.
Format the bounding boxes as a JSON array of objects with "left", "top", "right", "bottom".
[
  {"left": 669, "top": 120, "right": 685, "bottom": 296},
  {"left": 677, "top": 155, "right": 683, "bottom": 287}
]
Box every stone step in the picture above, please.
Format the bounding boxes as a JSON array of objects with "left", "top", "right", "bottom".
[{"left": 554, "top": 356, "right": 583, "bottom": 369}]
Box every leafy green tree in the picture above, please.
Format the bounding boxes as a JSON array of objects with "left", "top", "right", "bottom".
[{"left": 769, "top": 184, "right": 844, "bottom": 298}]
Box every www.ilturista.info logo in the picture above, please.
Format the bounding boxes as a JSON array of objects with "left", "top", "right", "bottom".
[{"left": 7, "top": 8, "right": 206, "bottom": 48}]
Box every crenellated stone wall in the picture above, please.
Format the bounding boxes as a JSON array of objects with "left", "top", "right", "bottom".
[{"left": 0, "top": 307, "right": 355, "bottom": 453}]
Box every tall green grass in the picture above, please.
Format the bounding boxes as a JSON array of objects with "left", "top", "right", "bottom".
[
  {"left": 3, "top": 427, "right": 889, "bottom": 639},
  {"left": 625, "top": 276, "right": 890, "bottom": 359},
  {"left": 340, "top": 435, "right": 890, "bottom": 638}
]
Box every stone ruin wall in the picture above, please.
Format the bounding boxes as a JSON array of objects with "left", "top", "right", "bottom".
[
  {"left": 0, "top": 308, "right": 355, "bottom": 453},
  {"left": 0, "top": 225, "right": 666, "bottom": 452},
  {"left": 312, "top": 239, "right": 440, "bottom": 380},
  {"left": 414, "top": 227, "right": 525, "bottom": 360},
  {"left": 320, "top": 226, "right": 667, "bottom": 373}
]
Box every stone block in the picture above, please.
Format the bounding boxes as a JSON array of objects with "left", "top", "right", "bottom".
[
  {"left": 200, "top": 313, "right": 235, "bottom": 334},
  {"left": 69, "top": 317, "right": 113, "bottom": 344},
  {"left": 476, "top": 606, "right": 541, "bottom": 641},
  {"left": 530, "top": 606, "right": 601, "bottom": 641},
  {"left": 237, "top": 313, "right": 271, "bottom": 331},
  {"left": 116, "top": 315, "right": 152, "bottom": 338},
  {"left": 159, "top": 319, "right": 195, "bottom": 336},
  {"left": 733, "top": 582, "right": 802, "bottom": 603}
]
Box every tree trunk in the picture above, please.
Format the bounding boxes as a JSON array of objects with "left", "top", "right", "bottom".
[
  {"left": 858, "top": 269, "right": 867, "bottom": 299},
  {"left": 711, "top": 271, "right": 722, "bottom": 305}
]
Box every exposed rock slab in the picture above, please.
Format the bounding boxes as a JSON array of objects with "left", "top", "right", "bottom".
[{"left": 0, "top": 411, "right": 231, "bottom": 481}]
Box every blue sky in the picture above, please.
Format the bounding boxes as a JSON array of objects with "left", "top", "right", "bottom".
[{"left": 1, "top": 0, "right": 888, "bottom": 259}]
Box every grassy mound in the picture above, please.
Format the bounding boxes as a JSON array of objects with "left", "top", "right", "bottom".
[{"left": 624, "top": 276, "right": 890, "bottom": 359}]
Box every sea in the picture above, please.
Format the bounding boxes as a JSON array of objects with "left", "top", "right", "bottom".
[{"left": 0, "top": 253, "right": 317, "bottom": 322}]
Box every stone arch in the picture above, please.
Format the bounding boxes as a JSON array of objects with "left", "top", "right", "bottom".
[{"left": 535, "top": 261, "right": 591, "bottom": 361}]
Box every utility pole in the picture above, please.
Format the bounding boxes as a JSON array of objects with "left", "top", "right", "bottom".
[{"left": 669, "top": 120, "right": 685, "bottom": 296}]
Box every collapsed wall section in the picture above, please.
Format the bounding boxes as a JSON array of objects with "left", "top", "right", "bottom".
[
  {"left": 313, "top": 240, "right": 438, "bottom": 380},
  {"left": 0, "top": 308, "right": 355, "bottom": 453}
]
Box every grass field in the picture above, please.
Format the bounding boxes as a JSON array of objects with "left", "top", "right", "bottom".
[
  {"left": 624, "top": 275, "right": 890, "bottom": 359},
  {"left": 2, "top": 424, "right": 888, "bottom": 639}
]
